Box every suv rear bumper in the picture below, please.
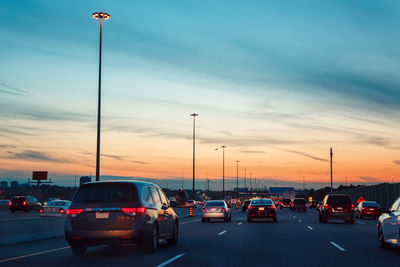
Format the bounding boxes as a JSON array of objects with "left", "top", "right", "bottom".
[
  {"left": 324, "top": 211, "right": 354, "bottom": 219},
  {"left": 65, "top": 230, "right": 141, "bottom": 245}
]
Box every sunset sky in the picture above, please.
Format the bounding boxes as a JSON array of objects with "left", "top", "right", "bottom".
[{"left": 1, "top": 0, "right": 400, "bottom": 189}]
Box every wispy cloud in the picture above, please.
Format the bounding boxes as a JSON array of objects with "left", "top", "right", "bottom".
[
  {"left": 5, "top": 150, "right": 71, "bottom": 163},
  {"left": 393, "top": 160, "right": 400, "bottom": 165},
  {"left": 359, "top": 176, "right": 381, "bottom": 183},
  {"left": 241, "top": 150, "right": 265, "bottom": 154},
  {"left": 273, "top": 147, "right": 329, "bottom": 162},
  {"left": 0, "top": 82, "right": 28, "bottom": 96},
  {"left": 82, "top": 152, "right": 149, "bottom": 165}
]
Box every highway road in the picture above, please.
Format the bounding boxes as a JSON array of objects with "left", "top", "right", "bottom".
[{"left": 0, "top": 209, "right": 399, "bottom": 267}]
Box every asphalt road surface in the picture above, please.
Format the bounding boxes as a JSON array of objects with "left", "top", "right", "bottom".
[{"left": 1, "top": 209, "right": 399, "bottom": 267}]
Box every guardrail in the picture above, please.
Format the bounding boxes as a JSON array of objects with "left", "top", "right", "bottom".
[{"left": 0, "top": 207, "right": 203, "bottom": 245}]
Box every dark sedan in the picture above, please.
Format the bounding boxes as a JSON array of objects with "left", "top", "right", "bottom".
[{"left": 247, "top": 199, "right": 277, "bottom": 222}]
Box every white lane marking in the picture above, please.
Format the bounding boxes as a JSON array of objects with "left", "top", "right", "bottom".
[
  {"left": 0, "top": 217, "right": 43, "bottom": 221},
  {"left": 330, "top": 241, "right": 346, "bottom": 252},
  {"left": 298, "top": 219, "right": 302, "bottom": 222},
  {"left": 357, "top": 222, "right": 365, "bottom": 225},
  {"left": 156, "top": 253, "right": 186, "bottom": 267},
  {"left": 180, "top": 220, "right": 198, "bottom": 225},
  {"left": 218, "top": 230, "right": 227, "bottom": 236},
  {"left": 293, "top": 216, "right": 296, "bottom": 218},
  {"left": 0, "top": 246, "right": 70, "bottom": 263},
  {"left": 237, "top": 222, "right": 242, "bottom": 225},
  {"left": 307, "top": 226, "right": 313, "bottom": 230}
]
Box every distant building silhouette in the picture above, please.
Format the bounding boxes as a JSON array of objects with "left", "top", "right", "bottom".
[
  {"left": 10, "top": 181, "right": 18, "bottom": 189},
  {"left": 0, "top": 181, "right": 7, "bottom": 191}
]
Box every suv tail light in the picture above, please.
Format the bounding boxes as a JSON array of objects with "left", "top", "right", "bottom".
[
  {"left": 271, "top": 205, "right": 276, "bottom": 210},
  {"left": 324, "top": 204, "right": 329, "bottom": 209},
  {"left": 221, "top": 207, "right": 226, "bottom": 212},
  {"left": 248, "top": 205, "right": 253, "bottom": 210},
  {"left": 121, "top": 207, "right": 146, "bottom": 215},
  {"left": 66, "top": 209, "right": 83, "bottom": 215},
  {"left": 8, "top": 201, "right": 11, "bottom": 206},
  {"left": 23, "top": 201, "right": 26, "bottom": 206},
  {"left": 39, "top": 208, "right": 43, "bottom": 213},
  {"left": 202, "top": 207, "right": 206, "bottom": 212},
  {"left": 59, "top": 208, "right": 65, "bottom": 213},
  {"left": 351, "top": 204, "right": 354, "bottom": 210}
]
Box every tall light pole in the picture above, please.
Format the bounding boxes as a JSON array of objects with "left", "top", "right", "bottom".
[
  {"left": 190, "top": 113, "right": 198, "bottom": 199},
  {"left": 92, "top": 12, "right": 110, "bottom": 181},
  {"left": 236, "top": 160, "right": 240, "bottom": 205},
  {"left": 330, "top": 147, "right": 333, "bottom": 192}
]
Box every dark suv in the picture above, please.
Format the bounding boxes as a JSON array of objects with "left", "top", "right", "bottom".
[
  {"left": 281, "top": 198, "right": 292, "bottom": 209},
  {"left": 65, "top": 181, "right": 178, "bottom": 255},
  {"left": 291, "top": 198, "right": 306, "bottom": 212},
  {"left": 319, "top": 194, "right": 355, "bottom": 224},
  {"left": 9, "top": 196, "right": 41, "bottom": 212}
]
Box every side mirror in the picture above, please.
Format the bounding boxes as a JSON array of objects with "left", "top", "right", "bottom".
[{"left": 162, "top": 203, "right": 169, "bottom": 210}]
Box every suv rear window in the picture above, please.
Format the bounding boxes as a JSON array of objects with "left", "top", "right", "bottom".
[
  {"left": 327, "top": 195, "right": 351, "bottom": 205},
  {"left": 12, "top": 197, "right": 25, "bottom": 203},
  {"left": 74, "top": 183, "right": 138, "bottom": 203},
  {"left": 294, "top": 199, "right": 305, "bottom": 204}
]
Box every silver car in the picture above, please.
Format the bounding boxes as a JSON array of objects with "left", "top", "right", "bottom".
[
  {"left": 40, "top": 200, "right": 71, "bottom": 217},
  {"left": 201, "top": 200, "right": 231, "bottom": 222}
]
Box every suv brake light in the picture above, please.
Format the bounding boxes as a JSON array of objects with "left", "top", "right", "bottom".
[
  {"left": 221, "top": 207, "right": 226, "bottom": 212},
  {"left": 23, "top": 201, "right": 26, "bottom": 206},
  {"left": 351, "top": 204, "right": 354, "bottom": 210},
  {"left": 121, "top": 207, "right": 146, "bottom": 215},
  {"left": 324, "top": 204, "right": 329, "bottom": 209},
  {"left": 202, "top": 207, "right": 206, "bottom": 212},
  {"left": 59, "top": 208, "right": 65, "bottom": 213},
  {"left": 8, "top": 201, "right": 11, "bottom": 206},
  {"left": 66, "top": 209, "right": 83, "bottom": 215},
  {"left": 248, "top": 205, "right": 252, "bottom": 210}
]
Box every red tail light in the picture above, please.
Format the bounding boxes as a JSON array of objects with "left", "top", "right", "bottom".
[
  {"left": 248, "top": 205, "right": 253, "bottom": 210},
  {"left": 121, "top": 207, "right": 146, "bottom": 215},
  {"left": 66, "top": 209, "right": 83, "bottom": 215},
  {"left": 59, "top": 208, "right": 65, "bottom": 213},
  {"left": 362, "top": 207, "right": 365, "bottom": 210},
  {"left": 39, "top": 208, "right": 43, "bottom": 213},
  {"left": 202, "top": 207, "right": 206, "bottom": 212},
  {"left": 136, "top": 207, "right": 146, "bottom": 215},
  {"left": 8, "top": 201, "right": 11, "bottom": 206},
  {"left": 324, "top": 204, "right": 329, "bottom": 209},
  {"left": 23, "top": 201, "right": 26, "bottom": 206},
  {"left": 221, "top": 207, "right": 226, "bottom": 212},
  {"left": 271, "top": 205, "right": 276, "bottom": 210},
  {"left": 351, "top": 204, "right": 354, "bottom": 210}
]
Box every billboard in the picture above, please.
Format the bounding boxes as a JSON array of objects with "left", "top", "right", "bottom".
[{"left": 32, "top": 171, "right": 48, "bottom": 181}]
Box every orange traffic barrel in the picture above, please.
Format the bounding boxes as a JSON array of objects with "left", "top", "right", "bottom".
[{"left": 189, "top": 207, "right": 193, "bottom": 217}]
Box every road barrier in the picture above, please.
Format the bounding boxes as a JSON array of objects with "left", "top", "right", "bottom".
[
  {"left": 189, "top": 207, "right": 193, "bottom": 216},
  {"left": 334, "top": 182, "right": 400, "bottom": 208}
]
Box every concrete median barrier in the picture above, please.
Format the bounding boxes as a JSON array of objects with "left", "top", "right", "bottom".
[{"left": 0, "top": 217, "right": 65, "bottom": 245}]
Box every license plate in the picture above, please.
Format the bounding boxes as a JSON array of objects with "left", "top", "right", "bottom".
[
  {"left": 96, "top": 212, "right": 109, "bottom": 219},
  {"left": 259, "top": 207, "right": 264, "bottom": 211},
  {"left": 210, "top": 208, "right": 216, "bottom": 212},
  {"left": 369, "top": 208, "right": 374, "bottom": 211},
  {"left": 337, "top": 207, "right": 343, "bottom": 210}
]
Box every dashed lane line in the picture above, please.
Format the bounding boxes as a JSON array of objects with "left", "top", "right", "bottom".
[
  {"left": 307, "top": 226, "right": 313, "bottom": 230},
  {"left": 156, "top": 253, "right": 186, "bottom": 267},
  {"left": 237, "top": 222, "right": 242, "bottom": 225},
  {"left": 180, "top": 220, "right": 198, "bottom": 225},
  {"left": 356, "top": 222, "right": 365, "bottom": 225},
  {"left": 298, "top": 219, "right": 302, "bottom": 222},
  {"left": 218, "top": 230, "right": 227, "bottom": 236},
  {"left": 330, "top": 241, "right": 346, "bottom": 252},
  {"left": 0, "top": 246, "right": 70, "bottom": 263}
]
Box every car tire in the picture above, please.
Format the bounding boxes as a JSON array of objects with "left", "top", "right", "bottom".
[
  {"left": 247, "top": 217, "right": 252, "bottom": 223},
  {"left": 359, "top": 214, "right": 363, "bottom": 219},
  {"left": 378, "top": 226, "right": 389, "bottom": 249},
  {"left": 224, "top": 217, "right": 229, "bottom": 222},
  {"left": 319, "top": 213, "right": 322, "bottom": 223},
  {"left": 143, "top": 223, "right": 159, "bottom": 251},
  {"left": 273, "top": 216, "right": 277, "bottom": 223},
  {"left": 167, "top": 221, "right": 178, "bottom": 245},
  {"left": 229, "top": 214, "right": 232, "bottom": 221},
  {"left": 201, "top": 218, "right": 205, "bottom": 223},
  {"left": 350, "top": 217, "right": 355, "bottom": 224},
  {"left": 322, "top": 215, "right": 328, "bottom": 224},
  {"left": 71, "top": 245, "right": 87, "bottom": 255},
  {"left": 10, "top": 209, "right": 15, "bottom": 213}
]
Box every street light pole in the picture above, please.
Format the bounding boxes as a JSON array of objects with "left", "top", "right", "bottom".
[
  {"left": 236, "top": 160, "right": 240, "bottom": 205},
  {"left": 330, "top": 147, "right": 333, "bottom": 192},
  {"left": 92, "top": 12, "right": 110, "bottom": 182},
  {"left": 190, "top": 113, "right": 198, "bottom": 199},
  {"left": 221, "top": 146, "right": 226, "bottom": 199}
]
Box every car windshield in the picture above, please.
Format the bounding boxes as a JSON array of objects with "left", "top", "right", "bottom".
[
  {"left": 205, "top": 201, "right": 225, "bottom": 207},
  {"left": 74, "top": 183, "right": 138, "bottom": 203},
  {"left": 327, "top": 195, "right": 351, "bottom": 205},
  {"left": 363, "top": 202, "right": 379, "bottom": 207},
  {"left": 251, "top": 199, "right": 272, "bottom": 205}
]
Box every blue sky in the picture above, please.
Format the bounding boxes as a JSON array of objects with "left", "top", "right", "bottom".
[{"left": 1, "top": 0, "right": 400, "bottom": 189}]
